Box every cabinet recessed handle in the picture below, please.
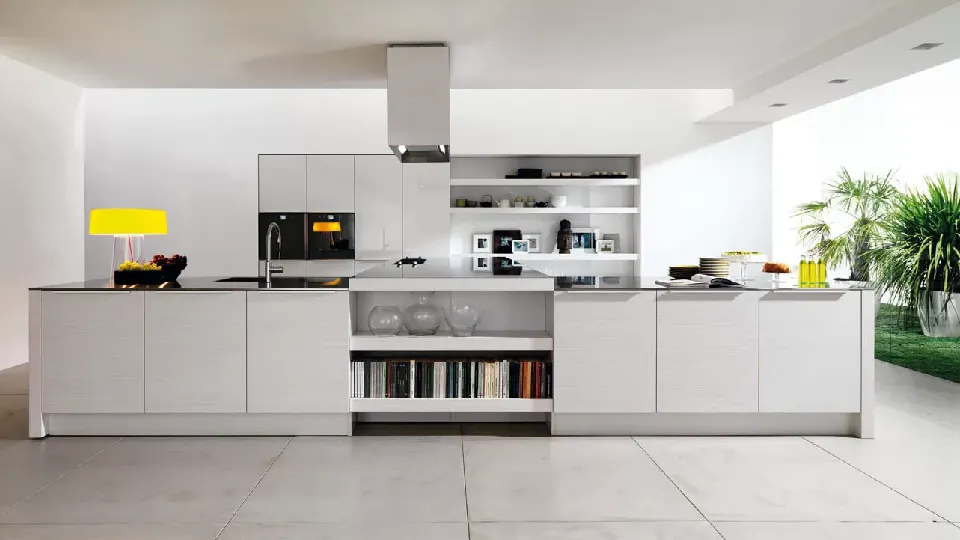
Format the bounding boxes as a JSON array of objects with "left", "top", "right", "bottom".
[{"left": 50, "top": 290, "right": 132, "bottom": 294}]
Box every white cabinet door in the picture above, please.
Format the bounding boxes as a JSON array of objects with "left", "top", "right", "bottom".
[
  {"left": 759, "top": 291, "right": 862, "bottom": 412},
  {"left": 553, "top": 291, "right": 657, "bottom": 413},
  {"left": 402, "top": 162, "right": 450, "bottom": 258},
  {"left": 247, "top": 291, "right": 350, "bottom": 413},
  {"left": 657, "top": 291, "right": 759, "bottom": 413},
  {"left": 355, "top": 155, "right": 403, "bottom": 261},
  {"left": 306, "top": 260, "right": 355, "bottom": 277},
  {"left": 307, "top": 155, "right": 354, "bottom": 212},
  {"left": 41, "top": 291, "right": 144, "bottom": 413},
  {"left": 144, "top": 291, "right": 246, "bottom": 413},
  {"left": 259, "top": 154, "right": 306, "bottom": 212}
]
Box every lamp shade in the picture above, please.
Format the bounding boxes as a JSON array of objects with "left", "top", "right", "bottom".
[
  {"left": 89, "top": 209, "right": 168, "bottom": 235},
  {"left": 312, "top": 221, "right": 342, "bottom": 233}
]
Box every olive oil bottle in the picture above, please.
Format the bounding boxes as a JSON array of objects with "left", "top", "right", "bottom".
[
  {"left": 817, "top": 256, "right": 827, "bottom": 286},
  {"left": 799, "top": 255, "right": 809, "bottom": 287}
]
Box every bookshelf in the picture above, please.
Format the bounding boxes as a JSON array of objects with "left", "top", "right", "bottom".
[
  {"left": 350, "top": 398, "right": 553, "bottom": 413},
  {"left": 351, "top": 330, "right": 553, "bottom": 351}
]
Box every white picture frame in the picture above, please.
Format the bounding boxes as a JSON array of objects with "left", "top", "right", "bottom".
[
  {"left": 473, "top": 233, "right": 493, "bottom": 253},
  {"left": 472, "top": 256, "right": 492, "bottom": 272},
  {"left": 511, "top": 239, "right": 530, "bottom": 253},
  {"left": 522, "top": 233, "right": 541, "bottom": 253},
  {"left": 570, "top": 228, "right": 601, "bottom": 253},
  {"left": 597, "top": 239, "right": 616, "bottom": 253}
]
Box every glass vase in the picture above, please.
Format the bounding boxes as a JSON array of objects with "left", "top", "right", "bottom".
[
  {"left": 368, "top": 306, "right": 403, "bottom": 336},
  {"left": 403, "top": 293, "right": 442, "bottom": 336}
]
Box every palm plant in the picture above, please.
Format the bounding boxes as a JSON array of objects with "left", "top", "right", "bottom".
[
  {"left": 795, "top": 168, "right": 900, "bottom": 281},
  {"left": 872, "top": 174, "right": 960, "bottom": 335}
]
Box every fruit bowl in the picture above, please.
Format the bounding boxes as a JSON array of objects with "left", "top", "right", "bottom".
[{"left": 113, "top": 269, "right": 166, "bottom": 285}]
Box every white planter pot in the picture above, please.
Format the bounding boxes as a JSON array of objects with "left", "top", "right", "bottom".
[{"left": 918, "top": 291, "right": 960, "bottom": 338}]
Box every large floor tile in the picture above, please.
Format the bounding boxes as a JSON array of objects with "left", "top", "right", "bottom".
[
  {"left": 463, "top": 437, "right": 702, "bottom": 522},
  {"left": 235, "top": 437, "right": 467, "bottom": 523},
  {"left": 637, "top": 437, "right": 935, "bottom": 522},
  {"left": 470, "top": 522, "right": 721, "bottom": 540},
  {"left": 0, "top": 524, "right": 221, "bottom": 540},
  {"left": 0, "top": 438, "right": 118, "bottom": 515},
  {"left": 220, "top": 522, "right": 468, "bottom": 540},
  {"left": 0, "top": 410, "right": 27, "bottom": 440},
  {"left": 0, "top": 437, "right": 287, "bottom": 523},
  {"left": 716, "top": 522, "right": 960, "bottom": 540}
]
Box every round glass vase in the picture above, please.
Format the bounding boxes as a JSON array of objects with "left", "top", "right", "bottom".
[
  {"left": 367, "top": 306, "right": 402, "bottom": 336},
  {"left": 402, "top": 293, "right": 442, "bottom": 336}
]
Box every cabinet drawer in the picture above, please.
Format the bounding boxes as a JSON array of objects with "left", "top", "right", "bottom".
[
  {"left": 656, "top": 291, "right": 759, "bottom": 413},
  {"left": 144, "top": 291, "right": 246, "bottom": 413},
  {"left": 41, "top": 291, "right": 145, "bottom": 413},
  {"left": 759, "top": 291, "right": 861, "bottom": 412}
]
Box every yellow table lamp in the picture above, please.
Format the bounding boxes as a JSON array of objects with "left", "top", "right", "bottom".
[{"left": 89, "top": 208, "right": 167, "bottom": 275}]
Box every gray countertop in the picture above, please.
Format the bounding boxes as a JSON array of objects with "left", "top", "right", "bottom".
[
  {"left": 555, "top": 275, "right": 874, "bottom": 291},
  {"left": 352, "top": 258, "right": 550, "bottom": 280},
  {"left": 30, "top": 276, "right": 351, "bottom": 291}
]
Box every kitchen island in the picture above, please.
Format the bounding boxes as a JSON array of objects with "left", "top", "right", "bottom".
[{"left": 28, "top": 267, "right": 874, "bottom": 438}]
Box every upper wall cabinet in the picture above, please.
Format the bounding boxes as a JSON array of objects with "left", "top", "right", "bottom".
[
  {"left": 402, "top": 162, "right": 451, "bottom": 258},
  {"left": 259, "top": 155, "right": 306, "bottom": 212},
  {"left": 355, "top": 155, "right": 402, "bottom": 261},
  {"left": 307, "top": 155, "right": 355, "bottom": 213}
]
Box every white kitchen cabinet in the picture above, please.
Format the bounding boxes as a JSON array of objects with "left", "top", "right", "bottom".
[
  {"left": 247, "top": 291, "right": 350, "bottom": 413},
  {"left": 307, "top": 155, "right": 355, "bottom": 212},
  {"left": 553, "top": 291, "right": 657, "bottom": 413},
  {"left": 41, "top": 291, "right": 145, "bottom": 413},
  {"left": 759, "top": 291, "right": 862, "bottom": 413},
  {"left": 144, "top": 291, "right": 246, "bottom": 413},
  {"left": 402, "top": 162, "right": 450, "bottom": 258},
  {"left": 306, "top": 260, "right": 355, "bottom": 277},
  {"left": 355, "top": 155, "right": 403, "bottom": 261},
  {"left": 656, "top": 290, "right": 760, "bottom": 413},
  {"left": 259, "top": 154, "right": 306, "bottom": 212}
]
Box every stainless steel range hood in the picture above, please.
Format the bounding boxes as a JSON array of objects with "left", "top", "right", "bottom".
[{"left": 387, "top": 44, "right": 450, "bottom": 163}]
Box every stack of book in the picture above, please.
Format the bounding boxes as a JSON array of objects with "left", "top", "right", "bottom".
[{"left": 350, "top": 359, "right": 552, "bottom": 399}]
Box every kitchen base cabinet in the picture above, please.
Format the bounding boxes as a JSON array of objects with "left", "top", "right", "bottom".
[
  {"left": 247, "top": 291, "right": 350, "bottom": 413},
  {"left": 656, "top": 290, "right": 760, "bottom": 413},
  {"left": 553, "top": 291, "right": 656, "bottom": 413},
  {"left": 144, "top": 291, "right": 246, "bottom": 413},
  {"left": 759, "top": 291, "right": 862, "bottom": 413},
  {"left": 40, "top": 291, "right": 145, "bottom": 414}
]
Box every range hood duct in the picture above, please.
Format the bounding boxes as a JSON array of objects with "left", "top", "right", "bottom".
[{"left": 387, "top": 44, "right": 450, "bottom": 163}]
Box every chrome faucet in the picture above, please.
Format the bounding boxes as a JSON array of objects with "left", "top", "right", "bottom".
[{"left": 265, "top": 222, "right": 284, "bottom": 287}]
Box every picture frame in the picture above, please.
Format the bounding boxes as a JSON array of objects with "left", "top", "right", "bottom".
[
  {"left": 511, "top": 239, "right": 530, "bottom": 253},
  {"left": 473, "top": 233, "right": 493, "bottom": 253},
  {"left": 597, "top": 239, "right": 616, "bottom": 253},
  {"left": 522, "top": 233, "right": 541, "bottom": 253},
  {"left": 472, "top": 256, "right": 492, "bottom": 272},
  {"left": 570, "top": 228, "right": 601, "bottom": 253}
]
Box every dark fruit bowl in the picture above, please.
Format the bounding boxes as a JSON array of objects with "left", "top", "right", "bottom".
[
  {"left": 162, "top": 267, "right": 184, "bottom": 282},
  {"left": 114, "top": 270, "right": 166, "bottom": 285}
]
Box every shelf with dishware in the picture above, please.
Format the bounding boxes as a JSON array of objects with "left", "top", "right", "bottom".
[
  {"left": 450, "top": 207, "right": 638, "bottom": 215},
  {"left": 451, "top": 177, "right": 638, "bottom": 187},
  {"left": 350, "top": 330, "right": 553, "bottom": 351},
  {"left": 465, "top": 252, "right": 638, "bottom": 261}
]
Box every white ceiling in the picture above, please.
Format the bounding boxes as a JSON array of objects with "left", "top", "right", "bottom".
[{"left": 0, "top": 0, "right": 932, "bottom": 89}]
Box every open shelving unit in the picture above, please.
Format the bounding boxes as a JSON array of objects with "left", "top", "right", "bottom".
[
  {"left": 466, "top": 252, "right": 638, "bottom": 261},
  {"left": 351, "top": 398, "right": 553, "bottom": 413},
  {"left": 450, "top": 207, "right": 638, "bottom": 215},
  {"left": 451, "top": 177, "right": 638, "bottom": 187},
  {"left": 351, "top": 330, "right": 553, "bottom": 351}
]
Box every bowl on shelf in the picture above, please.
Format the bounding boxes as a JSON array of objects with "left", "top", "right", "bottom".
[
  {"left": 445, "top": 304, "right": 482, "bottom": 337},
  {"left": 368, "top": 305, "right": 402, "bottom": 336}
]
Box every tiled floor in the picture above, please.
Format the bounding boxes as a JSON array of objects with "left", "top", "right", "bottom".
[{"left": 1, "top": 361, "right": 960, "bottom": 539}]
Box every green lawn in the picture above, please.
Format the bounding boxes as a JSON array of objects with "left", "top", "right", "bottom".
[{"left": 876, "top": 303, "right": 960, "bottom": 383}]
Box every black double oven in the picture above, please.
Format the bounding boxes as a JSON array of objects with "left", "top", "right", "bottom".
[{"left": 258, "top": 212, "right": 355, "bottom": 261}]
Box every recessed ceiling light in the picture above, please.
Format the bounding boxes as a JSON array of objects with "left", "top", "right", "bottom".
[
  {"left": 769, "top": 103, "right": 788, "bottom": 108},
  {"left": 911, "top": 42, "right": 943, "bottom": 51},
  {"left": 828, "top": 79, "right": 850, "bottom": 84}
]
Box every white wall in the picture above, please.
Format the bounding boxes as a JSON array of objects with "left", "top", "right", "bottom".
[
  {"left": 84, "top": 88, "right": 770, "bottom": 279},
  {"left": 0, "top": 55, "right": 84, "bottom": 370},
  {"left": 772, "top": 58, "right": 960, "bottom": 268},
  {"left": 641, "top": 126, "right": 774, "bottom": 276}
]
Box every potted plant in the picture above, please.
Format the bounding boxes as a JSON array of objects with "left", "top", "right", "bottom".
[
  {"left": 873, "top": 174, "right": 960, "bottom": 338},
  {"left": 795, "top": 168, "right": 900, "bottom": 282}
]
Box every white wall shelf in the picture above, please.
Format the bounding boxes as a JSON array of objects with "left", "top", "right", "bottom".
[
  {"left": 450, "top": 207, "right": 638, "bottom": 215},
  {"left": 351, "top": 330, "right": 553, "bottom": 351},
  {"left": 466, "top": 252, "right": 638, "bottom": 261},
  {"left": 350, "top": 398, "right": 553, "bottom": 413},
  {"left": 451, "top": 178, "right": 638, "bottom": 187}
]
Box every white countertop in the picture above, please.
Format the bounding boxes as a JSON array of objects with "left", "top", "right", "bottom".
[{"left": 350, "top": 259, "right": 553, "bottom": 291}]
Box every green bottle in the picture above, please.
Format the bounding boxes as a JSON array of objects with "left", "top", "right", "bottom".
[{"left": 817, "top": 257, "right": 827, "bottom": 285}]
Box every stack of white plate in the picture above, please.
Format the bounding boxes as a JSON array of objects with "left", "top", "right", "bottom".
[{"left": 699, "top": 257, "right": 730, "bottom": 277}]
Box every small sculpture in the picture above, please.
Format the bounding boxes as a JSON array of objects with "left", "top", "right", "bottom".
[{"left": 557, "top": 219, "right": 573, "bottom": 254}]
